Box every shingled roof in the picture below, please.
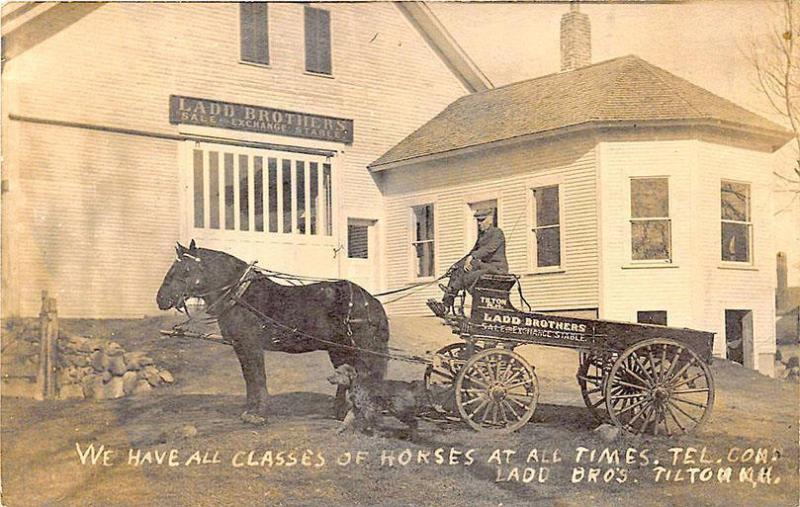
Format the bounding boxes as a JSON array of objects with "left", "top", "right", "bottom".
[{"left": 370, "top": 55, "right": 793, "bottom": 170}]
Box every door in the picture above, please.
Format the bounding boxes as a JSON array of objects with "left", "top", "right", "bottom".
[
  {"left": 725, "top": 309, "right": 753, "bottom": 367},
  {"left": 343, "top": 218, "right": 379, "bottom": 293}
]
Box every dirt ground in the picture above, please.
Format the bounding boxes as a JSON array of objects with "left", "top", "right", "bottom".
[{"left": 2, "top": 315, "right": 798, "bottom": 507}]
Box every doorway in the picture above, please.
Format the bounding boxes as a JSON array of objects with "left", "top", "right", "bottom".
[{"left": 725, "top": 309, "right": 752, "bottom": 366}]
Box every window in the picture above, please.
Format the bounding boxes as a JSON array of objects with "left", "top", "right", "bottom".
[
  {"left": 304, "top": 6, "right": 332, "bottom": 75},
  {"left": 531, "top": 185, "right": 561, "bottom": 268},
  {"left": 348, "top": 223, "right": 369, "bottom": 259},
  {"left": 190, "top": 145, "right": 332, "bottom": 236},
  {"left": 412, "top": 204, "right": 435, "bottom": 278},
  {"left": 721, "top": 180, "right": 751, "bottom": 263},
  {"left": 637, "top": 311, "right": 667, "bottom": 326},
  {"left": 240, "top": 3, "right": 269, "bottom": 65},
  {"left": 630, "top": 177, "right": 671, "bottom": 261}
]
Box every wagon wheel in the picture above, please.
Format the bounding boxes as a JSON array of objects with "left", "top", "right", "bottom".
[
  {"left": 604, "top": 338, "right": 714, "bottom": 436},
  {"left": 424, "top": 342, "right": 482, "bottom": 418},
  {"left": 455, "top": 348, "right": 539, "bottom": 433},
  {"left": 577, "top": 351, "right": 613, "bottom": 422}
]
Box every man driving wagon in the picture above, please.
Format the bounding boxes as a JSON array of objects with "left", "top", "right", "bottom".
[{"left": 428, "top": 207, "right": 509, "bottom": 317}]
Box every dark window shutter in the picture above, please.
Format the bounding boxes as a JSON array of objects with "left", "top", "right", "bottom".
[
  {"left": 240, "top": 3, "right": 269, "bottom": 65},
  {"left": 305, "top": 6, "right": 331, "bottom": 74}
]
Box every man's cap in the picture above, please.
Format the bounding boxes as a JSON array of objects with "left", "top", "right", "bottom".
[{"left": 473, "top": 208, "right": 493, "bottom": 219}]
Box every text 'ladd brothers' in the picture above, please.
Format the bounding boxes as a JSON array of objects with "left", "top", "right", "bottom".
[{"left": 169, "top": 96, "right": 354, "bottom": 144}]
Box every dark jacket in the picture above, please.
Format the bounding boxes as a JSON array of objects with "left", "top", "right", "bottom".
[{"left": 469, "top": 226, "right": 508, "bottom": 273}]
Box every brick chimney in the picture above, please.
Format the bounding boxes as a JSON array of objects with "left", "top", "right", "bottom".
[{"left": 560, "top": 3, "right": 591, "bottom": 71}]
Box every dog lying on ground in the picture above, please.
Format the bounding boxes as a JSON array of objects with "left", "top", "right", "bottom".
[{"left": 327, "top": 364, "right": 441, "bottom": 438}]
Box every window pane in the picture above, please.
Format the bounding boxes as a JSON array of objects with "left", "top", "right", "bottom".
[
  {"left": 722, "top": 222, "right": 750, "bottom": 262},
  {"left": 721, "top": 181, "right": 749, "bottom": 221},
  {"left": 282, "top": 159, "right": 292, "bottom": 233},
  {"left": 535, "top": 186, "right": 559, "bottom": 226},
  {"left": 268, "top": 158, "right": 278, "bottom": 233},
  {"left": 254, "top": 157, "right": 263, "bottom": 232},
  {"left": 631, "top": 178, "right": 668, "bottom": 218},
  {"left": 239, "top": 155, "right": 249, "bottom": 231},
  {"left": 296, "top": 161, "right": 306, "bottom": 234},
  {"left": 305, "top": 6, "right": 332, "bottom": 74},
  {"left": 323, "top": 163, "right": 332, "bottom": 236},
  {"left": 631, "top": 220, "right": 671, "bottom": 260},
  {"left": 309, "top": 162, "right": 318, "bottom": 235},
  {"left": 415, "top": 242, "right": 434, "bottom": 278},
  {"left": 536, "top": 227, "right": 561, "bottom": 267},
  {"left": 414, "top": 205, "right": 434, "bottom": 241},
  {"left": 209, "top": 152, "right": 220, "bottom": 229},
  {"left": 193, "top": 149, "right": 204, "bottom": 228},
  {"left": 224, "top": 153, "right": 235, "bottom": 230},
  {"left": 348, "top": 224, "right": 368, "bottom": 259},
  {"left": 637, "top": 311, "right": 667, "bottom": 326},
  {"left": 240, "top": 3, "right": 269, "bottom": 64}
]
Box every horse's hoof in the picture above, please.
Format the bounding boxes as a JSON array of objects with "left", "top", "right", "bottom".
[{"left": 241, "top": 411, "right": 268, "bottom": 425}]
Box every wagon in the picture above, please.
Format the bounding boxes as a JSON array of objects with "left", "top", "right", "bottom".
[{"left": 424, "top": 274, "right": 715, "bottom": 435}]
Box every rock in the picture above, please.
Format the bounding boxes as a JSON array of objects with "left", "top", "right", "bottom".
[
  {"left": 58, "top": 383, "right": 85, "bottom": 400},
  {"left": 594, "top": 423, "right": 621, "bottom": 442},
  {"left": 105, "top": 341, "right": 124, "bottom": 356},
  {"left": 104, "top": 377, "right": 125, "bottom": 399},
  {"left": 91, "top": 351, "right": 110, "bottom": 372},
  {"left": 159, "top": 370, "right": 175, "bottom": 384},
  {"left": 176, "top": 425, "right": 198, "bottom": 439},
  {"left": 787, "top": 366, "right": 800, "bottom": 382},
  {"left": 66, "top": 354, "right": 89, "bottom": 367},
  {"left": 66, "top": 335, "right": 90, "bottom": 350},
  {"left": 88, "top": 338, "right": 106, "bottom": 352},
  {"left": 143, "top": 365, "right": 162, "bottom": 386},
  {"left": 785, "top": 356, "right": 800, "bottom": 370},
  {"left": 78, "top": 367, "right": 94, "bottom": 381},
  {"left": 132, "top": 379, "right": 152, "bottom": 395},
  {"left": 122, "top": 371, "right": 139, "bottom": 394},
  {"left": 125, "top": 352, "right": 154, "bottom": 371},
  {"left": 82, "top": 375, "right": 105, "bottom": 399},
  {"left": 108, "top": 355, "right": 127, "bottom": 376},
  {"left": 101, "top": 371, "right": 113, "bottom": 383}
]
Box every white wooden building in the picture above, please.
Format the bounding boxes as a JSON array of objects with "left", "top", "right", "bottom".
[
  {"left": 1, "top": 2, "right": 488, "bottom": 318},
  {"left": 370, "top": 47, "right": 792, "bottom": 375}
]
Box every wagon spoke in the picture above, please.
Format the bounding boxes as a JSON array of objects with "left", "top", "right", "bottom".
[
  {"left": 616, "top": 397, "right": 648, "bottom": 416},
  {"left": 665, "top": 402, "right": 688, "bottom": 434},
  {"left": 474, "top": 365, "right": 494, "bottom": 385},
  {"left": 665, "top": 357, "right": 699, "bottom": 385},
  {"left": 501, "top": 399, "right": 521, "bottom": 420},
  {"left": 461, "top": 395, "right": 485, "bottom": 407},
  {"left": 503, "top": 368, "right": 524, "bottom": 387},
  {"left": 610, "top": 392, "right": 647, "bottom": 400},
  {"left": 591, "top": 397, "right": 606, "bottom": 408},
  {"left": 632, "top": 354, "right": 655, "bottom": 385},
  {"left": 622, "top": 360, "right": 651, "bottom": 387},
  {"left": 584, "top": 387, "right": 602, "bottom": 395},
  {"left": 662, "top": 347, "right": 685, "bottom": 380},
  {"left": 465, "top": 398, "right": 490, "bottom": 420},
  {"left": 506, "top": 379, "right": 534, "bottom": 391},
  {"left": 463, "top": 376, "right": 490, "bottom": 390},
  {"left": 610, "top": 379, "right": 649, "bottom": 391},
  {"left": 578, "top": 374, "right": 604, "bottom": 384},
  {"left": 668, "top": 371, "right": 706, "bottom": 390},
  {"left": 659, "top": 345, "right": 667, "bottom": 383},
  {"left": 635, "top": 404, "right": 655, "bottom": 434},
  {"left": 667, "top": 399, "right": 701, "bottom": 424},
  {"left": 626, "top": 401, "right": 652, "bottom": 428},
  {"left": 670, "top": 396, "right": 708, "bottom": 409},
  {"left": 430, "top": 369, "right": 455, "bottom": 382},
  {"left": 498, "top": 400, "right": 510, "bottom": 425},
  {"left": 671, "top": 388, "right": 710, "bottom": 395}
]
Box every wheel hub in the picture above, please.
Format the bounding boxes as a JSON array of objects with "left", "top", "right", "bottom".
[{"left": 489, "top": 384, "right": 507, "bottom": 401}]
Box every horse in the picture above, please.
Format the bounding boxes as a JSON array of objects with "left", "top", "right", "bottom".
[{"left": 156, "top": 240, "right": 390, "bottom": 425}]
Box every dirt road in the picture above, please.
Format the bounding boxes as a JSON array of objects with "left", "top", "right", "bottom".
[{"left": 2, "top": 316, "right": 797, "bottom": 506}]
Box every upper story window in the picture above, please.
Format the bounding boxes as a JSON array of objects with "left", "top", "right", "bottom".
[
  {"left": 411, "top": 204, "right": 435, "bottom": 278},
  {"left": 304, "top": 6, "right": 332, "bottom": 75},
  {"left": 721, "top": 180, "right": 752, "bottom": 263},
  {"left": 630, "top": 177, "right": 671, "bottom": 261},
  {"left": 240, "top": 3, "right": 269, "bottom": 65},
  {"left": 530, "top": 185, "right": 562, "bottom": 269},
  {"left": 637, "top": 310, "right": 667, "bottom": 326}
]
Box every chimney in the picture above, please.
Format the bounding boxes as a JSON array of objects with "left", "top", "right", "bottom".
[
  {"left": 560, "top": 3, "right": 591, "bottom": 71},
  {"left": 777, "top": 251, "right": 788, "bottom": 308}
]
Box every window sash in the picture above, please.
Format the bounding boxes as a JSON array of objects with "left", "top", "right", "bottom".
[
  {"left": 629, "top": 178, "right": 671, "bottom": 261},
  {"left": 720, "top": 181, "right": 752, "bottom": 263},
  {"left": 411, "top": 205, "right": 435, "bottom": 278},
  {"left": 630, "top": 217, "right": 672, "bottom": 261},
  {"left": 240, "top": 3, "right": 269, "bottom": 65},
  {"left": 531, "top": 185, "right": 562, "bottom": 269},
  {"left": 304, "top": 6, "right": 332, "bottom": 74}
]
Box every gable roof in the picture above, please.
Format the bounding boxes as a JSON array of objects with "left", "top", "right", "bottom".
[{"left": 370, "top": 55, "right": 794, "bottom": 170}]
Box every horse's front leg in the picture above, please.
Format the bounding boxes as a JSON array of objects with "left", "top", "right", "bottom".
[{"left": 231, "top": 337, "right": 269, "bottom": 425}]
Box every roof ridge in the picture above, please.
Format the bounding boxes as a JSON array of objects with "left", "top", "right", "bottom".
[
  {"left": 468, "top": 54, "right": 639, "bottom": 97},
  {"left": 633, "top": 58, "right": 705, "bottom": 118}
]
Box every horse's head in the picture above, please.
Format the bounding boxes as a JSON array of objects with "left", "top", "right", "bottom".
[{"left": 156, "top": 240, "right": 247, "bottom": 312}]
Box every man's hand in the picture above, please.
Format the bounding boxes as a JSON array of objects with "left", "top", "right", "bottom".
[{"left": 464, "top": 255, "right": 473, "bottom": 272}]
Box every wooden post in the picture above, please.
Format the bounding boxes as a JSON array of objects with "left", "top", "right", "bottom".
[{"left": 35, "top": 291, "right": 59, "bottom": 400}]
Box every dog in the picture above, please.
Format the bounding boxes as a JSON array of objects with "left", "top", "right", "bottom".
[{"left": 327, "top": 364, "right": 441, "bottom": 438}]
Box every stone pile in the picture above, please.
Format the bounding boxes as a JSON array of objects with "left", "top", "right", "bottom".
[{"left": 56, "top": 335, "right": 174, "bottom": 400}]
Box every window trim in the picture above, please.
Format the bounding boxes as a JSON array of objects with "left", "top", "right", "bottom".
[
  {"left": 627, "top": 175, "right": 673, "bottom": 265},
  {"left": 303, "top": 5, "right": 333, "bottom": 76},
  {"left": 409, "top": 201, "right": 437, "bottom": 281},
  {"left": 238, "top": 2, "right": 270, "bottom": 67},
  {"left": 526, "top": 177, "right": 565, "bottom": 274},
  {"left": 719, "top": 178, "right": 754, "bottom": 266}
]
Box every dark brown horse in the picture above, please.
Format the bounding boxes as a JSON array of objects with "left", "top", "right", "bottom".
[{"left": 156, "top": 240, "right": 389, "bottom": 424}]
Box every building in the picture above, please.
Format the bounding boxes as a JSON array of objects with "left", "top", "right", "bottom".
[
  {"left": 1, "top": 2, "right": 489, "bottom": 318},
  {"left": 369, "top": 9, "right": 793, "bottom": 376}
]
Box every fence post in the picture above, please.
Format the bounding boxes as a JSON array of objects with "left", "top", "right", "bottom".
[{"left": 35, "top": 291, "right": 59, "bottom": 400}]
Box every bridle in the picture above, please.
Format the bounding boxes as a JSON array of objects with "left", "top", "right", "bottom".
[{"left": 171, "top": 252, "right": 252, "bottom": 317}]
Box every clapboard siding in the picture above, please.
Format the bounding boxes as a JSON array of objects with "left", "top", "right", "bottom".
[
  {"left": 380, "top": 137, "right": 599, "bottom": 315},
  {"left": 598, "top": 138, "right": 777, "bottom": 374},
  {"left": 4, "top": 3, "right": 469, "bottom": 317}
]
